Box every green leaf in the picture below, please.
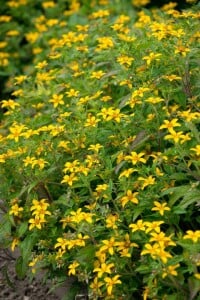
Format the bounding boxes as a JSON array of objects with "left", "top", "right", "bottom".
[
  {"left": 15, "top": 256, "right": 27, "bottom": 279},
  {"left": 189, "top": 277, "right": 200, "bottom": 300},
  {"left": 161, "top": 185, "right": 191, "bottom": 206},
  {"left": 179, "top": 188, "right": 200, "bottom": 209},
  {"left": 17, "top": 222, "right": 28, "bottom": 238},
  {"left": 1, "top": 264, "right": 15, "bottom": 289},
  {"left": 17, "top": 234, "right": 37, "bottom": 278}
]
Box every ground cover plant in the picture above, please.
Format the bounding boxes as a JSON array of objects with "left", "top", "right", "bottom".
[{"left": 0, "top": 0, "right": 200, "bottom": 299}]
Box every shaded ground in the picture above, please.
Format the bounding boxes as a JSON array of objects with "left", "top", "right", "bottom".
[{"left": 0, "top": 249, "right": 60, "bottom": 300}]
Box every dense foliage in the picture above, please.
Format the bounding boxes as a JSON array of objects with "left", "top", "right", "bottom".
[{"left": 0, "top": 0, "right": 200, "bottom": 299}]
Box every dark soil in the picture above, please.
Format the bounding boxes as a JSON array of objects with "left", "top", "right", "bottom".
[{"left": 0, "top": 249, "right": 60, "bottom": 300}]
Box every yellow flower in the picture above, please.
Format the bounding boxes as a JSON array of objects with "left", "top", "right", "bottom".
[
  {"left": 23, "top": 156, "right": 35, "bottom": 167},
  {"left": 191, "top": 145, "right": 200, "bottom": 156},
  {"left": 32, "top": 158, "right": 48, "bottom": 170},
  {"left": 14, "top": 75, "right": 28, "bottom": 85},
  {"left": 29, "top": 215, "right": 46, "bottom": 230},
  {"left": 35, "top": 60, "right": 48, "bottom": 69},
  {"left": 88, "top": 143, "right": 103, "bottom": 152},
  {"left": 96, "top": 36, "right": 114, "bottom": 51},
  {"left": 145, "top": 96, "right": 164, "bottom": 104},
  {"left": 61, "top": 173, "right": 78, "bottom": 186},
  {"left": 156, "top": 248, "right": 172, "bottom": 263},
  {"left": 7, "top": 123, "right": 27, "bottom": 142},
  {"left": 93, "top": 262, "right": 115, "bottom": 278},
  {"left": 70, "top": 208, "right": 94, "bottom": 224},
  {"left": 141, "top": 243, "right": 160, "bottom": 259},
  {"left": 117, "top": 55, "right": 134, "bottom": 68},
  {"left": 183, "top": 230, "right": 200, "bottom": 243},
  {"left": 132, "top": 0, "right": 150, "bottom": 6},
  {"left": 144, "top": 221, "right": 164, "bottom": 233},
  {"left": 90, "top": 9, "right": 110, "bottom": 19},
  {"left": 162, "top": 264, "right": 180, "bottom": 278},
  {"left": 9, "top": 204, "right": 23, "bottom": 216},
  {"left": 68, "top": 261, "right": 80, "bottom": 276},
  {"left": 194, "top": 273, "right": 200, "bottom": 280},
  {"left": 11, "top": 238, "right": 19, "bottom": 252},
  {"left": 138, "top": 175, "right": 155, "bottom": 189},
  {"left": 1, "top": 99, "right": 20, "bottom": 110},
  {"left": 149, "top": 231, "right": 174, "bottom": 247},
  {"left": 129, "top": 219, "right": 146, "bottom": 232},
  {"left": 90, "top": 70, "right": 106, "bottom": 79},
  {"left": 151, "top": 201, "right": 170, "bottom": 216},
  {"left": 100, "top": 237, "right": 117, "bottom": 255},
  {"left": 175, "top": 45, "right": 190, "bottom": 56},
  {"left": 163, "top": 74, "right": 182, "bottom": 81},
  {"left": 54, "top": 237, "right": 68, "bottom": 250},
  {"left": 159, "top": 118, "right": 181, "bottom": 130},
  {"left": 120, "top": 190, "right": 139, "bottom": 207},
  {"left": 104, "top": 275, "right": 121, "bottom": 295},
  {"left": 178, "top": 109, "right": 199, "bottom": 122},
  {"left": 84, "top": 114, "right": 100, "bottom": 127},
  {"left": 49, "top": 94, "right": 64, "bottom": 107},
  {"left": 164, "top": 128, "right": 184, "bottom": 143},
  {"left": 115, "top": 234, "right": 138, "bottom": 257},
  {"left": 142, "top": 52, "right": 162, "bottom": 65},
  {"left": 90, "top": 277, "right": 104, "bottom": 294},
  {"left": 119, "top": 168, "right": 137, "bottom": 178},
  {"left": 125, "top": 151, "right": 146, "bottom": 165}
]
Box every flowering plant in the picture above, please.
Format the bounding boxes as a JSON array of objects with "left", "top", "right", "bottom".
[{"left": 0, "top": 0, "right": 200, "bottom": 299}]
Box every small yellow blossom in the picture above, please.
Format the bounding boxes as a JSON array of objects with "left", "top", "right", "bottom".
[
  {"left": 90, "top": 70, "right": 106, "bottom": 79},
  {"left": 163, "top": 74, "right": 182, "bottom": 81},
  {"left": 106, "top": 214, "right": 119, "bottom": 229},
  {"left": 88, "top": 144, "right": 103, "bottom": 152},
  {"left": 142, "top": 52, "right": 162, "bottom": 65},
  {"left": 129, "top": 219, "right": 146, "bottom": 232},
  {"left": 49, "top": 94, "right": 64, "bottom": 107},
  {"left": 84, "top": 114, "right": 100, "bottom": 127},
  {"left": 141, "top": 243, "right": 160, "bottom": 259},
  {"left": 14, "top": 75, "right": 27, "bottom": 85},
  {"left": 159, "top": 118, "right": 181, "bottom": 130},
  {"left": 162, "top": 264, "right": 180, "bottom": 278},
  {"left": 191, "top": 145, "right": 200, "bottom": 156},
  {"left": 117, "top": 55, "right": 134, "bottom": 68},
  {"left": 96, "top": 36, "right": 114, "bottom": 51},
  {"left": 145, "top": 221, "right": 164, "bottom": 233},
  {"left": 100, "top": 237, "right": 117, "bottom": 255},
  {"left": 183, "top": 230, "right": 200, "bottom": 243},
  {"left": 11, "top": 238, "right": 19, "bottom": 252},
  {"left": 93, "top": 262, "right": 115, "bottom": 278},
  {"left": 120, "top": 190, "right": 139, "bottom": 207},
  {"left": 61, "top": 173, "right": 78, "bottom": 186},
  {"left": 119, "top": 168, "right": 137, "bottom": 178},
  {"left": 29, "top": 215, "right": 46, "bottom": 230},
  {"left": 1, "top": 99, "right": 20, "bottom": 110},
  {"left": 9, "top": 204, "right": 23, "bottom": 216},
  {"left": 68, "top": 261, "right": 80, "bottom": 276},
  {"left": 138, "top": 175, "right": 155, "bottom": 189},
  {"left": 164, "top": 128, "right": 184, "bottom": 143},
  {"left": 125, "top": 151, "right": 146, "bottom": 165},
  {"left": 175, "top": 45, "right": 190, "bottom": 56},
  {"left": 151, "top": 201, "right": 170, "bottom": 216},
  {"left": 104, "top": 275, "right": 121, "bottom": 295}
]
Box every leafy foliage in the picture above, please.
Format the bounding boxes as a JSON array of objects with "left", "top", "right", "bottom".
[{"left": 0, "top": 0, "right": 200, "bottom": 299}]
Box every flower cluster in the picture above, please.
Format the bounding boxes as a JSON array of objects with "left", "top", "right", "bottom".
[{"left": 0, "top": 0, "right": 200, "bottom": 299}]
